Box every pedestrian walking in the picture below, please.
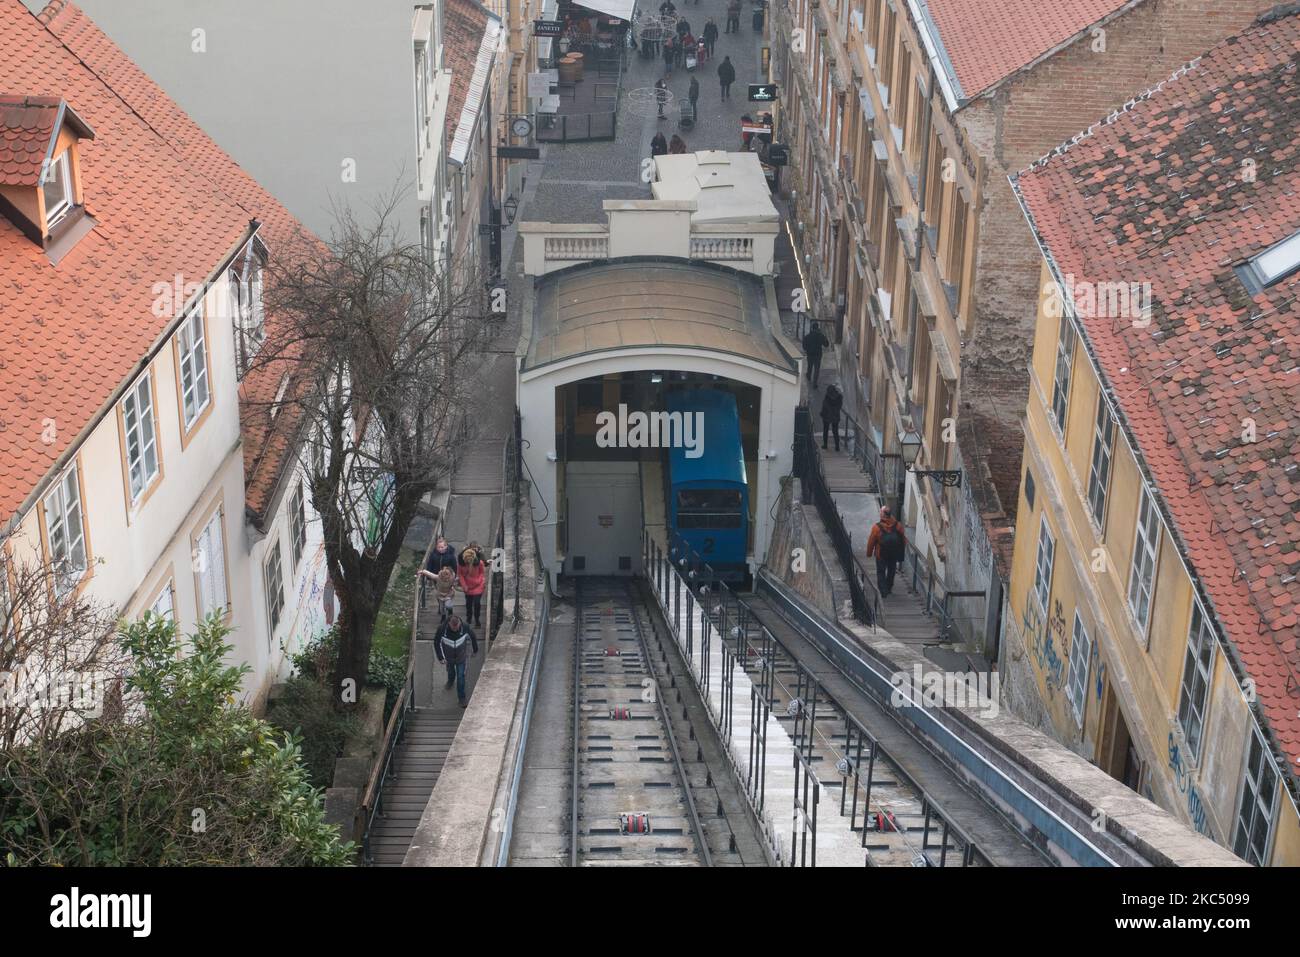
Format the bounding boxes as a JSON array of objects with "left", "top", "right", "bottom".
[
  {"left": 428, "top": 566, "right": 458, "bottom": 625},
  {"left": 820, "top": 383, "right": 843, "bottom": 451},
  {"left": 416, "top": 534, "right": 457, "bottom": 610},
  {"left": 802, "top": 322, "right": 829, "bottom": 387},
  {"left": 669, "top": 133, "right": 688, "bottom": 154},
  {"left": 866, "top": 506, "right": 906, "bottom": 599},
  {"left": 717, "top": 55, "right": 735, "bottom": 100},
  {"left": 655, "top": 77, "right": 669, "bottom": 117},
  {"left": 676, "top": 17, "right": 691, "bottom": 37},
  {"left": 650, "top": 130, "right": 668, "bottom": 155},
  {"left": 435, "top": 614, "right": 479, "bottom": 707},
  {"left": 663, "top": 36, "right": 675, "bottom": 75},
  {"left": 702, "top": 18, "right": 718, "bottom": 56},
  {"left": 457, "top": 544, "right": 487, "bottom": 628},
  {"left": 688, "top": 74, "right": 700, "bottom": 111},
  {"left": 725, "top": 0, "right": 741, "bottom": 33}
]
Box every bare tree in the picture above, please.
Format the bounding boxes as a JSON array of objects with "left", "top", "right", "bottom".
[
  {"left": 250, "top": 192, "right": 493, "bottom": 708},
  {"left": 0, "top": 548, "right": 125, "bottom": 751}
]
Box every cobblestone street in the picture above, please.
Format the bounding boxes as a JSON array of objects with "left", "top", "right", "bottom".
[{"left": 528, "top": 0, "right": 771, "bottom": 224}]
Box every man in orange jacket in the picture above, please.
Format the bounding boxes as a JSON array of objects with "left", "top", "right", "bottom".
[{"left": 866, "top": 506, "right": 906, "bottom": 598}]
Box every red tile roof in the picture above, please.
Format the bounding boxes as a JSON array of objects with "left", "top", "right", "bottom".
[
  {"left": 0, "top": 0, "right": 318, "bottom": 527},
  {"left": 924, "top": 0, "right": 1133, "bottom": 101},
  {"left": 0, "top": 94, "right": 87, "bottom": 186},
  {"left": 443, "top": 0, "right": 493, "bottom": 148},
  {"left": 1012, "top": 8, "right": 1300, "bottom": 774}
]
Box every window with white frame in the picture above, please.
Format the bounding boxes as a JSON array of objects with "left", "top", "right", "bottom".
[
  {"left": 1087, "top": 397, "right": 1116, "bottom": 528},
  {"left": 415, "top": 45, "right": 430, "bottom": 156},
  {"left": 1066, "top": 612, "right": 1091, "bottom": 723},
  {"left": 42, "top": 149, "right": 73, "bottom": 229},
  {"left": 1233, "top": 726, "right": 1278, "bottom": 865},
  {"left": 1177, "top": 603, "right": 1215, "bottom": 759},
  {"left": 43, "top": 464, "right": 87, "bottom": 594},
  {"left": 265, "top": 540, "right": 285, "bottom": 636},
  {"left": 290, "top": 480, "right": 307, "bottom": 569},
  {"left": 150, "top": 580, "right": 174, "bottom": 621},
  {"left": 231, "top": 252, "right": 266, "bottom": 380},
  {"left": 1128, "top": 485, "right": 1159, "bottom": 633},
  {"left": 194, "top": 508, "right": 228, "bottom": 618},
  {"left": 121, "top": 373, "right": 159, "bottom": 503},
  {"left": 177, "top": 308, "right": 211, "bottom": 428},
  {"left": 1032, "top": 515, "right": 1055, "bottom": 615},
  {"left": 1051, "top": 316, "right": 1076, "bottom": 433}
]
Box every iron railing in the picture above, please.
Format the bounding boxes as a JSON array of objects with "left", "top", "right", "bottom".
[
  {"left": 357, "top": 665, "right": 415, "bottom": 865},
  {"left": 535, "top": 52, "right": 624, "bottom": 143},
  {"left": 646, "top": 531, "right": 990, "bottom": 867},
  {"left": 796, "top": 416, "right": 881, "bottom": 629}
]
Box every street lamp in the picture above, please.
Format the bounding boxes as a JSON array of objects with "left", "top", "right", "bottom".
[
  {"left": 504, "top": 194, "right": 519, "bottom": 225},
  {"left": 900, "top": 425, "right": 962, "bottom": 487}
]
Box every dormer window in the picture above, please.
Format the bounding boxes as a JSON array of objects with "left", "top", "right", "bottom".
[
  {"left": 231, "top": 233, "right": 268, "bottom": 380},
  {"left": 42, "top": 149, "right": 73, "bottom": 227},
  {"left": 0, "top": 95, "right": 95, "bottom": 257},
  {"left": 1236, "top": 229, "right": 1300, "bottom": 294}
]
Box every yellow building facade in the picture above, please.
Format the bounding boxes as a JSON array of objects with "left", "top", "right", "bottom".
[{"left": 1005, "top": 260, "right": 1300, "bottom": 865}]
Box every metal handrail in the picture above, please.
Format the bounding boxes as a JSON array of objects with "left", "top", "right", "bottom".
[
  {"left": 799, "top": 428, "right": 881, "bottom": 629},
  {"left": 358, "top": 666, "right": 415, "bottom": 865}
]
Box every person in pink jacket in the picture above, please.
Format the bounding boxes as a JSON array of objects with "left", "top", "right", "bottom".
[{"left": 457, "top": 543, "right": 487, "bottom": 627}]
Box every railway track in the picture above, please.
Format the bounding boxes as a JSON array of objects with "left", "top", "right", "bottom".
[{"left": 569, "top": 578, "right": 714, "bottom": 866}]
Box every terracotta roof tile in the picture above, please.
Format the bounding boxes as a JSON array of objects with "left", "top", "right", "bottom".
[
  {"left": 926, "top": 0, "right": 1132, "bottom": 100},
  {"left": 1012, "top": 8, "right": 1300, "bottom": 772},
  {"left": 443, "top": 0, "right": 494, "bottom": 149},
  {"left": 12, "top": 0, "right": 323, "bottom": 527}
]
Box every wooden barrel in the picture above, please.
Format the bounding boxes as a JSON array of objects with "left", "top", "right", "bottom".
[{"left": 557, "top": 56, "right": 579, "bottom": 83}]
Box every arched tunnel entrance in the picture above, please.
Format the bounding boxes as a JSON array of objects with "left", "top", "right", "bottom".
[{"left": 558, "top": 371, "right": 762, "bottom": 580}]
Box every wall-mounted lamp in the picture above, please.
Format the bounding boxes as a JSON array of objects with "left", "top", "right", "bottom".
[
  {"left": 546, "top": 451, "right": 557, "bottom": 462},
  {"left": 504, "top": 194, "right": 519, "bottom": 225},
  {"left": 900, "top": 426, "right": 961, "bottom": 487}
]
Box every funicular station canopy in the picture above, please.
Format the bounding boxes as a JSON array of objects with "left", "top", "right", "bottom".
[{"left": 517, "top": 250, "right": 799, "bottom": 589}]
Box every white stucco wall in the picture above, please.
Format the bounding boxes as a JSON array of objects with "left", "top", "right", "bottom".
[{"left": 519, "top": 349, "right": 798, "bottom": 588}]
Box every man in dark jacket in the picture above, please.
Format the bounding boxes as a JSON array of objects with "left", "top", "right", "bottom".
[
  {"left": 802, "top": 322, "right": 830, "bottom": 386},
  {"left": 866, "top": 507, "right": 906, "bottom": 598},
  {"left": 717, "top": 56, "right": 736, "bottom": 100},
  {"left": 688, "top": 75, "right": 700, "bottom": 112},
  {"left": 702, "top": 18, "right": 718, "bottom": 56},
  {"left": 435, "top": 614, "right": 480, "bottom": 706},
  {"left": 820, "top": 383, "right": 843, "bottom": 451},
  {"left": 725, "top": 0, "right": 741, "bottom": 32}
]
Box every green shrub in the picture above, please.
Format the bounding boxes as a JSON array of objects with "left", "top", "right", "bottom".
[
  {"left": 0, "top": 615, "right": 352, "bottom": 866},
  {"left": 266, "top": 676, "right": 358, "bottom": 789},
  {"left": 292, "top": 628, "right": 407, "bottom": 719}
]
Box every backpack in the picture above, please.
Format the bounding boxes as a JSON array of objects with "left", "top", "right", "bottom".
[{"left": 879, "top": 524, "right": 904, "bottom": 560}]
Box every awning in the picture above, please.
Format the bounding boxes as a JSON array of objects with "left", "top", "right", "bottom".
[{"left": 569, "top": 0, "right": 637, "bottom": 21}]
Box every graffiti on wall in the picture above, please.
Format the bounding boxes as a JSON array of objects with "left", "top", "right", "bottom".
[
  {"left": 1089, "top": 641, "right": 1106, "bottom": 703},
  {"left": 1022, "top": 597, "right": 1066, "bottom": 695},
  {"left": 1167, "top": 731, "right": 1211, "bottom": 837},
  {"left": 281, "top": 543, "right": 336, "bottom": 657}
]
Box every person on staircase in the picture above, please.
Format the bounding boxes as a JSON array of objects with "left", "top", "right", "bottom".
[
  {"left": 417, "top": 534, "right": 458, "bottom": 611},
  {"left": 435, "top": 614, "right": 479, "bottom": 707},
  {"left": 457, "top": 543, "right": 487, "bottom": 628},
  {"left": 866, "top": 506, "right": 906, "bottom": 599},
  {"left": 820, "top": 383, "right": 843, "bottom": 451},
  {"left": 802, "top": 322, "right": 830, "bottom": 387}
]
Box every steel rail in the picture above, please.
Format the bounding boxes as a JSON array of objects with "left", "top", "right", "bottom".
[{"left": 622, "top": 578, "right": 713, "bottom": 867}]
